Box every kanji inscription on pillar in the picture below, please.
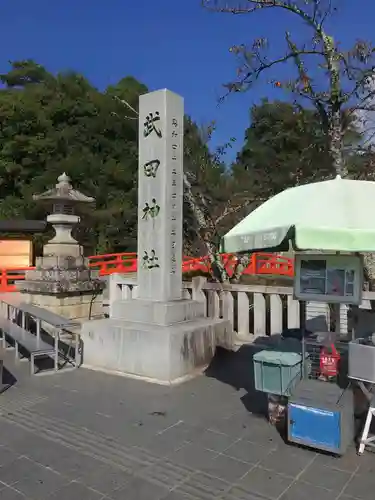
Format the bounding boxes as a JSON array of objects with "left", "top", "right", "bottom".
[{"left": 137, "top": 89, "right": 184, "bottom": 301}]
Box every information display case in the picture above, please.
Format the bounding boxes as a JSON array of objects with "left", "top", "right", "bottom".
[{"left": 294, "top": 253, "right": 363, "bottom": 305}]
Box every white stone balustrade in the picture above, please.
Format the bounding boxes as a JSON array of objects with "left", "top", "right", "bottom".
[{"left": 106, "top": 274, "right": 375, "bottom": 346}]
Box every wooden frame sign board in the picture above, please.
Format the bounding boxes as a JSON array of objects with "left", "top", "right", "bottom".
[
  {"left": 0, "top": 239, "right": 33, "bottom": 268},
  {"left": 293, "top": 253, "right": 363, "bottom": 305}
]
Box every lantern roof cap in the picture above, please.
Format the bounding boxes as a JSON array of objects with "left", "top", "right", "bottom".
[{"left": 33, "top": 173, "right": 95, "bottom": 204}]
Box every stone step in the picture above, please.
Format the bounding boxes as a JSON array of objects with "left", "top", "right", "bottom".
[{"left": 110, "top": 315, "right": 226, "bottom": 333}]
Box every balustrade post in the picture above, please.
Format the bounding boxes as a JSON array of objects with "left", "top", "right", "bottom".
[
  {"left": 253, "top": 292, "right": 266, "bottom": 338},
  {"left": 237, "top": 291, "right": 250, "bottom": 340},
  {"left": 222, "top": 290, "right": 234, "bottom": 332},
  {"left": 192, "top": 276, "right": 207, "bottom": 309},
  {"left": 109, "top": 274, "right": 122, "bottom": 317},
  {"left": 287, "top": 295, "right": 300, "bottom": 328},
  {"left": 270, "top": 294, "right": 283, "bottom": 335},
  {"left": 207, "top": 289, "right": 220, "bottom": 319}
]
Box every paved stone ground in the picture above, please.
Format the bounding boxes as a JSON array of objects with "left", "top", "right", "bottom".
[{"left": 0, "top": 346, "right": 374, "bottom": 500}]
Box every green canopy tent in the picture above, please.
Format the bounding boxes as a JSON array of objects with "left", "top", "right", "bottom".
[{"left": 222, "top": 176, "right": 375, "bottom": 255}]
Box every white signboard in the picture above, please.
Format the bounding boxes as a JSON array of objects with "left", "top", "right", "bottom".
[{"left": 294, "top": 254, "right": 363, "bottom": 304}]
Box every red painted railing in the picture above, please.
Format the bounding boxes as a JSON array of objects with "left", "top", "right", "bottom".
[
  {"left": 179, "top": 253, "right": 293, "bottom": 278},
  {"left": 0, "top": 252, "right": 294, "bottom": 293},
  {"left": 86, "top": 252, "right": 294, "bottom": 278},
  {"left": 88, "top": 252, "right": 138, "bottom": 275},
  {"left": 0, "top": 266, "right": 36, "bottom": 292}
]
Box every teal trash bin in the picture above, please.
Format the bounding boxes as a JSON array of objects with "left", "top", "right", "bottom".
[{"left": 253, "top": 350, "right": 305, "bottom": 396}]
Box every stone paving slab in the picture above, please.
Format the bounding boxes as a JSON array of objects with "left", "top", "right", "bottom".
[{"left": 0, "top": 347, "right": 374, "bottom": 500}]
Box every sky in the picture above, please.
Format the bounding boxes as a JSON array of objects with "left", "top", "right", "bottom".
[{"left": 1, "top": 0, "right": 375, "bottom": 161}]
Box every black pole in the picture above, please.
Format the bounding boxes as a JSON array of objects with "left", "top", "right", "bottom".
[{"left": 301, "top": 300, "right": 307, "bottom": 379}]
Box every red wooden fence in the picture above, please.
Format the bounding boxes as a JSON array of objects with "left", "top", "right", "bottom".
[{"left": 0, "top": 252, "right": 294, "bottom": 293}]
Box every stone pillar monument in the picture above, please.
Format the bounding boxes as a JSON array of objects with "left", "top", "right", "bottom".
[
  {"left": 81, "top": 89, "right": 230, "bottom": 385},
  {"left": 137, "top": 90, "right": 183, "bottom": 302},
  {"left": 111, "top": 90, "right": 203, "bottom": 324},
  {"left": 17, "top": 174, "right": 105, "bottom": 321}
]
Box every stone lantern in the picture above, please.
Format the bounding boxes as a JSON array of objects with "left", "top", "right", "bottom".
[
  {"left": 33, "top": 172, "right": 94, "bottom": 259},
  {"left": 18, "top": 173, "right": 105, "bottom": 321}
]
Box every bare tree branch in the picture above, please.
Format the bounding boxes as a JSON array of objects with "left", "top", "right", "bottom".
[
  {"left": 202, "top": 0, "right": 375, "bottom": 283},
  {"left": 112, "top": 96, "right": 139, "bottom": 120},
  {"left": 224, "top": 45, "right": 324, "bottom": 95},
  {"left": 203, "top": 0, "right": 375, "bottom": 178},
  {"left": 203, "top": 0, "right": 326, "bottom": 29},
  {"left": 183, "top": 171, "right": 230, "bottom": 282},
  {"left": 215, "top": 203, "right": 248, "bottom": 226}
]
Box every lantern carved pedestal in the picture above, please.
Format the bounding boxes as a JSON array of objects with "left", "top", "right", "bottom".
[{"left": 17, "top": 174, "right": 105, "bottom": 322}]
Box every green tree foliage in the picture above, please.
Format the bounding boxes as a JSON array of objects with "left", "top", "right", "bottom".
[
  {"left": 183, "top": 117, "right": 239, "bottom": 255},
  {"left": 234, "top": 100, "right": 330, "bottom": 200},
  {"left": 0, "top": 60, "right": 234, "bottom": 262},
  {"left": 204, "top": 0, "right": 375, "bottom": 283},
  {"left": 5, "top": 59, "right": 372, "bottom": 283},
  {"left": 204, "top": 0, "right": 375, "bottom": 178},
  {"left": 233, "top": 99, "right": 365, "bottom": 200},
  {"left": 0, "top": 60, "right": 145, "bottom": 254}
]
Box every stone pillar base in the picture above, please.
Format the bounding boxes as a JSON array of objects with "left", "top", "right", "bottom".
[
  {"left": 111, "top": 298, "right": 205, "bottom": 325},
  {"left": 81, "top": 313, "right": 232, "bottom": 385}
]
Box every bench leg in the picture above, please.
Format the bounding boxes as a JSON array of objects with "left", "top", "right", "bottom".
[
  {"left": 11, "top": 306, "right": 15, "bottom": 323},
  {"left": 75, "top": 334, "right": 80, "bottom": 368},
  {"left": 36, "top": 319, "right": 41, "bottom": 342},
  {"left": 14, "top": 341, "right": 19, "bottom": 361},
  {"left": 1, "top": 329, "right": 5, "bottom": 349},
  {"left": 30, "top": 353, "right": 35, "bottom": 375},
  {"left": 1, "top": 302, "right": 6, "bottom": 319},
  {"left": 54, "top": 331, "right": 59, "bottom": 371}
]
